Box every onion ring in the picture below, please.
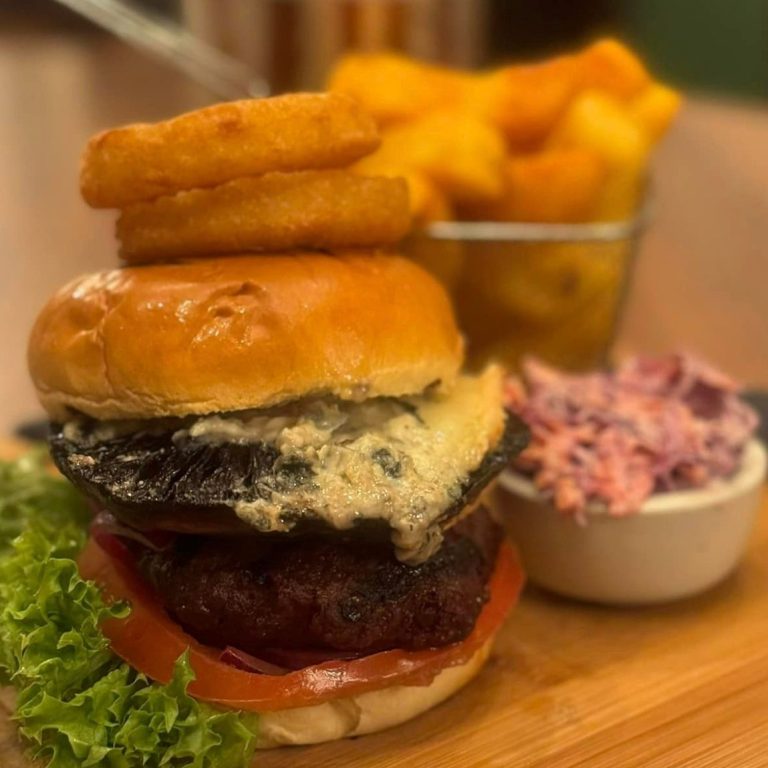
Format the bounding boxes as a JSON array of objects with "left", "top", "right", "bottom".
[
  {"left": 116, "top": 171, "right": 411, "bottom": 261},
  {"left": 81, "top": 93, "right": 380, "bottom": 208}
]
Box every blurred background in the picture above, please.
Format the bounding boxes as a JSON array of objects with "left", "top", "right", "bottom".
[{"left": 1, "top": 0, "right": 767, "bottom": 433}]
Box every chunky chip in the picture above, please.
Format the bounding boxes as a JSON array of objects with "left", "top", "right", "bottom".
[
  {"left": 548, "top": 91, "right": 650, "bottom": 219},
  {"left": 629, "top": 83, "right": 682, "bottom": 142},
  {"left": 470, "top": 57, "right": 577, "bottom": 149},
  {"left": 116, "top": 171, "right": 411, "bottom": 261},
  {"left": 402, "top": 171, "right": 454, "bottom": 223},
  {"left": 576, "top": 39, "right": 651, "bottom": 101},
  {"left": 81, "top": 93, "right": 380, "bottom": 208},
  {"left": 327, "top": 52, "right": 469, "bottom": 125},
  {"left": 461, "top": 149, "right": 607, "bottom": 223},
  {"left": 355, "top": 112, "right": 506, "bottom": 205}
]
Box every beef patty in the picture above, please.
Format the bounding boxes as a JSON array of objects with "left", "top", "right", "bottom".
[{"left": 132, "top": 507, "right": 502, "bottom": 656}]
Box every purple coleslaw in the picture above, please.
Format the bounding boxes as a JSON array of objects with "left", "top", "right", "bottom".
[{"left": 504, "top": 353, "right": 759, "bottom": 520}]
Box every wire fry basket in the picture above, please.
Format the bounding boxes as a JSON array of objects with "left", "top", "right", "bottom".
[{"left": 405, "top": 211, "right": 649, "bottom": 372}]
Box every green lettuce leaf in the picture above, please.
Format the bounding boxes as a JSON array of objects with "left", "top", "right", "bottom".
[
  {"left": 17, "top": 655, "right": 258, "bottom": 768},
  {"left": 0, "top": 452, "right": 259, "bottom": 767},
  {"left": 0, "top": 449, "right": 89, "bottom": 555}
]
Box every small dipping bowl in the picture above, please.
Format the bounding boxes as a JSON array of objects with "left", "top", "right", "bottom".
[{"left": 497, "top": 440, "right": 767, "bottom": 605}]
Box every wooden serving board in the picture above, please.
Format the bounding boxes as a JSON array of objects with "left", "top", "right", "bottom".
[{"left": 260, "top": 489, "right": 768, "bottom": 768}]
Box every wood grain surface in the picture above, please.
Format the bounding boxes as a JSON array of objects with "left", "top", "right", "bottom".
[{"left": 1, "top": 489, "right": 765, "bottom": 767}]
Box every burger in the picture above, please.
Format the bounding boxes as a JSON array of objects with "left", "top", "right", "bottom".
[
  {"left": 25, "top": 251, "right": 528, "bottom": 748},
  {"left": 9, "top": 92, "right": 528, "bottom": 760}
]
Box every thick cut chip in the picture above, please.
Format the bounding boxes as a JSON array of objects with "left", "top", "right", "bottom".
[
  {"left": 401, "top": 170, "right": 454, "bottom": 223},
  {"left": 328, "top": 52, "right": 469, "bottom": 125},
  {"left": 469, "top": 57, "right": 577, "bottom": 150},
  {"left": 576, "top": 39, "right": 651, "bottom": 101},
  {"left": 462, "top": 149, "right": 607, "bottom": 223},
  {"left": 629, "top": 83, "right": 682, "bottom": 142},
  {"left": 355, "top": 112, "right": 506, "bottom": 205},
  {"left": 81, "top": 93, "right": 380, "bottom": 208},
  {"left": 549, "top": 92, "right": 650, "bottom": 167},
  {"left": 548, "top": 91, "right": 650, "bottom": 219},
  {"left": 116, "top": 171, "right": 411, "bottom": 261}
]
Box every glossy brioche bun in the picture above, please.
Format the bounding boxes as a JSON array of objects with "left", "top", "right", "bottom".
[
  {"left": 0, "top": 642, "right": 490, "bottom": 756},
  {"left": 257, "top": 640, "right": 492, "bottom": 748},
  {"left": 28, "top": 252, "right": 463, "bottom": 421}
]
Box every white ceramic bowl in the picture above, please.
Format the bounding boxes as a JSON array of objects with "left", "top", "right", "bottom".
[{"left": 497, "top": 440, "right": 767, "bottom": 605}]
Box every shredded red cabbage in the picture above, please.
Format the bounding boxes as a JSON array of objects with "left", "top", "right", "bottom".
[{"left": 505, "top": 353, "right": 759, "bottom": 520}]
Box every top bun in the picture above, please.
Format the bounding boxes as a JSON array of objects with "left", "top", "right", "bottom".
[{"left": 28, "top": 253, "right": 463, "bottom": 421}]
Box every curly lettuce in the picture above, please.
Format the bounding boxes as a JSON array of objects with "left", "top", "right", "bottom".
[{"left": 0, "top": 452, "right": 259, "bottom": 767}]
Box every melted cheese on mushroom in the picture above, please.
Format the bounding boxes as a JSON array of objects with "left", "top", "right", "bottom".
[
  {"left": 177, "top": 366, "right": 505, "bottom": 563},
  {"left": 62, "top": 367, "right": 505, "bottom": 564}
]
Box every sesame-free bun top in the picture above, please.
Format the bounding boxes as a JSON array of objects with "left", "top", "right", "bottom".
[{"left": 28, "top": 253, "right": 463, "bottom": 421}]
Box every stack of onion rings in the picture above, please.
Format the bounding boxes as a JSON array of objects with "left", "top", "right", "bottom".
[{"left": 80, "top": 92, "right": 410, "bottom": 259}]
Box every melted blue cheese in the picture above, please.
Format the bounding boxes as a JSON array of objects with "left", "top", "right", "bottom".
[{"left": 177, "top": 367, "right": 504, "bottom": 563}]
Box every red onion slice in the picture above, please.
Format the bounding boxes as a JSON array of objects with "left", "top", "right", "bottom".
[
  {"left": 219, "top": 647, "right": 290, "bottom": 676},
  {"left": 90, "top": 511, "right": 176, "bottom": 552},
  {"left": 258, "top": 646, "right": 364, "bottom": 670}
]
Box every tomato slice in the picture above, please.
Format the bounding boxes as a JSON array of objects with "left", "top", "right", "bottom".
[{"left": 78, "top": 536, "right": 523, "bottom": 712}]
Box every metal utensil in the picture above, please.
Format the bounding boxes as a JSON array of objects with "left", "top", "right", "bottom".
[{"left": 53, "top": 0, "right": 268, "bottom": 99}]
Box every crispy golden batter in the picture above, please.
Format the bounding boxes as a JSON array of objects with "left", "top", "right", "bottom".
[
  {"left": 116, "top": 171, "right": 410, "bottom": 261},
  {"left": 81, "top": 93, "right": 380, "bottom": 208}
]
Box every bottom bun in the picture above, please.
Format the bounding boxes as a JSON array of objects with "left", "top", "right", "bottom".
[
  {"left": 0, "top": 643, "right": 493, "bottom": 759},
  {"left": 257, "top": 639, "right": 493, "bottom": 748}
]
